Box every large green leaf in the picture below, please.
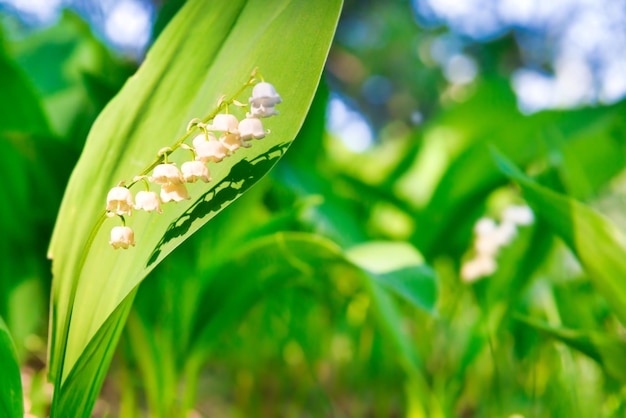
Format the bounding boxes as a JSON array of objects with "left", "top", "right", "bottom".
[
  {"left": 497, "top": 155, "right": 626, "bottom": 325},
  {"left": 0, "top": 317, "right": 23, "bottom": 418},
  {"left": 47, "top": 0, "right": 342, "bottom": 415}
]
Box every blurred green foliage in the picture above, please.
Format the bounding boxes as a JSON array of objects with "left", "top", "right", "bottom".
[{"left": 0, "top": 1, "right": 626, "bottom": 417}]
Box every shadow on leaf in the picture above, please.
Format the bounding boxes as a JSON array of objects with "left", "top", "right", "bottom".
[{"left": 147, "top": 142, "right": 290, "bottom": 267}]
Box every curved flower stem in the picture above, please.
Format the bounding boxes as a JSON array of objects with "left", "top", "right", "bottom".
[{"left": 126, "top": 71, "right": 257, "bottom": 190}]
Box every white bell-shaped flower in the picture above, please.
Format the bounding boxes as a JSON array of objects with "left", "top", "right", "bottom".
[
  {"left": 106, "top": 186, "right": 133, "bottom": 216},
  {"left": 134, "top": 191, "right": 162, "bottom": 213},
  {"left": 160, "top": 182, "right": 190, "bottom": 203},
  {"left": 220, "top": 132, "right": 245, "bottom": 151},
  {"left": 109, "top": 226, "right": 135, "bottom": 249},
  {"left": 210, "top": 114, "right": 239, "bottom": 133},
  {"left": 181, "top": 160, "right": 212, "bottom": 183},
  {"left": 239, "top": 117, "right": 267, "bottom": 141},
  {"left": 250, "top": 82, "right": 282, "bottom": 106},
  {"left": 192, "top": 133, "right": 229, "bottom": 163},
  {"left": 151, "top": 163, "right": 184, "bottom": 185},
  {"left": 249, "top": 82, "right": 281, "bottom": 118}
]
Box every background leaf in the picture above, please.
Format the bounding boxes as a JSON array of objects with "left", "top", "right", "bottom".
[
  {"left": 497, "top": 154, "right": 626, "bottom": 325},
  {"left": 517, "top": 316, "right": 626, "bottom": 382},
  {"left": 0, "top": 317, "right": 23, "bottom": 418}
]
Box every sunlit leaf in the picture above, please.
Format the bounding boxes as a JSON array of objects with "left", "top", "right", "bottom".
[{"left": 47, "top": 0, "right": 342, "bottom": 416}]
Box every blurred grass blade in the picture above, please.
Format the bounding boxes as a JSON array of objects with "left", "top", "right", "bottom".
[
  {"left": 0, "top": 317, "right": 23, "bottom": 418},
  {"left": 496, "top": 154, "right": 626, "bottom": 325},
  {"left": 0, "top": 49, "right": 49, "bottom": 135},
  {"left": 518, "top": 316, "right": 626, "bottom": 382},
  {"left": 47, "top": 0, "right": 342, "bottom": 416},
  {"left": 188, "top": 232, "right": 438, "bottom": 416}
]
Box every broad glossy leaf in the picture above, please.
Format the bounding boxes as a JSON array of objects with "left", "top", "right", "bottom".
[
  {"left": 497, "top": 155, "right": 626, "bottom": 325},
  {"left": 47, "top": 0, "right": 342, "bottom": 415},
  {"left": 518, "top": 316, "right": 626, "bottom": 382},
  {"left": 0, "top": 317, "right": 23, "bottom": 418}
]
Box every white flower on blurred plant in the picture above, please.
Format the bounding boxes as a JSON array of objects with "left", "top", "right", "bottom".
[
  {"left": 239, "top": 116, "right": 267, "bottom": 143},
  {"left": 461, "top": 255, "right": 497, "bottom": 283},
  {"left": 502, "top": 205, "right": 534, "bottom": 226},
  {"left": 106, "top": 186, "right": 133, "bottom": 216},
  {"left": 474, "top": 217, "right": 497, "bottom": 236},
  {"left": 181, "top": 160, "right": 211, "bottom": 183},
  {"left": 109, "top": 226, "right": 135, "bottom": 249},
  {"left": 462, "top": 202, "right": 534, "bottom": 283},
  {"left": 475, "top": 220, "right": 517, "bottom": 255},
  {"left": 249, "top": 82, "right": 282, "bottom": 117},
  {"left": 134, "top": 191, "right": 162, "bottom": 213},
  {"left": 150, "top": 163, "right": 184, "bottom": 185},
  {"left": 160, "top": 182, "right": 190, "bottom": 203}
]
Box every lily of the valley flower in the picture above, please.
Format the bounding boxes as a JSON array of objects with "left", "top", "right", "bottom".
[
  {"left": 192, "top": 133, "right": 229, "bottom": 163},
  {"left": 134, "top": 191, "right": 162, "bottom": 213},
  {"left": 106, "top": 186, "right": 133, "bottom": 216},
  {"left": 160, "top": 182, "right": 190, "bottom": 203},
  {"left": 181, "top": 161, "right": 212, "bottom": 183},
  {"left": 151, "top": 163, "right": 184, "bottom": 185},
  {"left": 239, "top": 117, "right": 267, "bottom": 142},
  {"left": 109, "top": 226, "right": 135, "bottom": 249},
  {"left": 210, "top": 114, "right": 239, "bottom": 133},
  {"left": 249, "top": 82, "right": 281, "bottom": 118}
]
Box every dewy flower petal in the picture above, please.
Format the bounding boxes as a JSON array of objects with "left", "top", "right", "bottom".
[
  {"left": 134, "top": 190, "right": 162, "bottom": 213},
  {"left": 160, "top": 182, "right": 190, "bottom": 203},
  {"left": 239, "top": 116, "right": 267, "bottom": 142},
  {"left": 210, "top": 114, "right": 239, "bottom": 133},
  {"left": 181, "top": 160, "right": 211, "bottom": 183},
  {"left": 220, "top": 132, "right": 245, "bottom": 151},
  {"left": 150, "top": 163, "right": 184, "bottom": 185},
  {"left": 109, "top": 226, "right": 136, "bottom": 249},
  {"left": 106, "top": 186, "right": 133, "bottom": 216},
  {"left": 193, "top": 133, "right": 229, "bottom": 163}
]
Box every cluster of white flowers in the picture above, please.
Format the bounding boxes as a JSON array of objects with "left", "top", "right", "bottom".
[
  {"left": 461, "top": 204, "right": 534, "bottom": 283},
  {"left": 105, "top": 76, "right": 281, "bottom": 249}
]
